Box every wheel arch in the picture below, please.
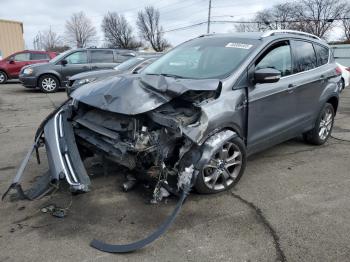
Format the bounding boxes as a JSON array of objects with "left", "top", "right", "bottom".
[
  {"left": 0, "top": 69, "right": 8, "bottom": 78},
  {"left": 326, "top": 96, "right": 339, "bottom": 114}
]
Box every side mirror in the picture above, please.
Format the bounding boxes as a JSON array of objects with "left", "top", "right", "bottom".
[
  {"left": 8, "top": 60, "right": 15, "bottom": 64},
  {"left": 61, "top": 59, "right": 68, "bottom": 66},
  {"left": 254, "top": 68, "right": 281, "bottom": 84}
]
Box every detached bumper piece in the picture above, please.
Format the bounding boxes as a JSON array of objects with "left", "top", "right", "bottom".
[{"left": 2, "top": 104, "right": 90, "bottom": 201}]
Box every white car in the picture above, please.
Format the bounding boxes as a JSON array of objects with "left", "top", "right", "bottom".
[{"left": 336, "top": 63, "right": 350, "bottom": 91}]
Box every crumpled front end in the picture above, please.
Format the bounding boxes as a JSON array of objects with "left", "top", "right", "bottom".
[{"left": 2, "top": 74, "right": 225, "bottom": 202}]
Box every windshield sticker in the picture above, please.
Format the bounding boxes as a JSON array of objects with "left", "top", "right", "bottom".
[{"left": 225, "top": 43, "right": 253, "bottom": 49}]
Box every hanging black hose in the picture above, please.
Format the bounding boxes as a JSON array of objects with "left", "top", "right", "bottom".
[{"left": 90, "top": 188, "right": 189, "bottom": 253}]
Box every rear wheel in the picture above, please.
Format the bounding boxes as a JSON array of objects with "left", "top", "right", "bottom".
[
  {"left": 0, "top": 71, "right": 7, "bottom": 84},
  {"left": 303, "top": 103, "right": 335, "bottom": 145},
  {"left": 39, "top": 75, "right": 59, "bottom": 93},
  {"left": 195, "top": 134, "right": 246, "bottom": 194}
]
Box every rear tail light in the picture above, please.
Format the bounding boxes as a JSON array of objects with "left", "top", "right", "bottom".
[{"left": 335, "top": 66, "right": 342, "bottom": 75}]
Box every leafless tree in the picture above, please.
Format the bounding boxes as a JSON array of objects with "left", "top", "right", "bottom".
[
  {"left": 234, "top": 20, "right": 261, "bottom": 32},
  {"left": 137, "top": 6, "right": 170, "bottom": 52},
  {"left": 102, "top": 12, "right": 142, "bottom": 49},
  {"left": 291, "top": 0, "right": 344, "bottom": 38},
  {"left": 65, "top": 12, "right": 97, "bottom": 48},
  {"left": 342, "top": 4, "right": 350, "bottom": 40},
  {"left": 41, "top": 27, "right": 62, "bottom": 51},
  {"left": 239, "top": 0, "right": 345, "bottom": 39},
  {"left": 33, "top": 28, "right": 64, "bottom": 51}
]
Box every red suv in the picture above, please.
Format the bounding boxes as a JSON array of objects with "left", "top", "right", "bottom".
[{"left": 0, "top": 50, "right": 57, "bottom": 84}]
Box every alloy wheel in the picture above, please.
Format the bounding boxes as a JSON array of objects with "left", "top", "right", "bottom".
[
  {"left": 41, "top": 77, "right": 57, "bottom": 92},
  {"left": 202, "top": 142, "right": 243, "bottom": 191},
  {"left": 318, "top": 107, "right": 333, "bottom": 140}
]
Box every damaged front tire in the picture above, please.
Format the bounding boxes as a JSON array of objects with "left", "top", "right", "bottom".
[{"left": 195, "top": 131, "right": 246, "bottom": 194}]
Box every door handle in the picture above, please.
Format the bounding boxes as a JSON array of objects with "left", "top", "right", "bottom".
[
  {"left": 82, "top": 66, "right": 89, "bottom": 70},
  {"left": 92, "top": 66, "right": 98, "bottom": 69}
]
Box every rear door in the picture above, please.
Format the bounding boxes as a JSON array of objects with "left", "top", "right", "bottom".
[
  {"left": 7, "top": 52, "right": 31, "bottom": 77},
  {"left": 247, "top": 40, "right": 298, "bottom": 153},
  {"left": 60, "top": 51, "right": 90, "bottom": 85},
  {"left": 89, "top": 50, "right": 117, "bottom": 70},
  {"left": 289, "top": 40, "right": 325, "bottom": 129}
]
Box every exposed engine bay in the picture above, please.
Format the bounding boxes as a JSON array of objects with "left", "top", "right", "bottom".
[{"left": 71, "top": 93, "right": 205, "bottom": 200}]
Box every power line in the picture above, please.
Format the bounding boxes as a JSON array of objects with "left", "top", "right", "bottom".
[{"left": 164, "top": 17, "right": 350, "bottom": 33}]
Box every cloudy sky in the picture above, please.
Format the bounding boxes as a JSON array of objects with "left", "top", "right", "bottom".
[{"left": 0, "top": 0, "right": 344, "bottom": 49}]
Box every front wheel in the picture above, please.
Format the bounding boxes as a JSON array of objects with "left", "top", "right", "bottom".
[
  {"left": 39, "top": 75, "right": 59, "bottom": 93},
  {"left": 303, "top": 103, "right": 335, "bottom": 145},
  {"left": 195, "top": 133, "right": 247, "bottom": 194},
  {"left": 0, "top": 71, "right": 7, "bottom": 84}
]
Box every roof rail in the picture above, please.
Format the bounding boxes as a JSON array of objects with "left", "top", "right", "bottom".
[{"left": 261, "top": 30, "right": 321, "bottom": 40}]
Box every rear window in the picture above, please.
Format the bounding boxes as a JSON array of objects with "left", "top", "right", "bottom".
[
  {"left": 90, "top": 50, "right": 114, "bottom": 63},
  {"left": 293, "top": 41, "right": 317, "bottom": 73},
  {"left": 31, "top": 53, "right": 50, "bottom": 60},
  {"left": 314, "top": 44, "right": 329, "bottom": 66}
]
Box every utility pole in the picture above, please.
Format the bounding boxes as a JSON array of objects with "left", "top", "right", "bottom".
[{"left": 207, "top": 0, "right": 212, "bottom": 34}]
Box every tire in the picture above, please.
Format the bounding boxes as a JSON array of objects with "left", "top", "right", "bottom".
[
  {"left": 303, "top": 103, "right": 335, "bottom": 145},
  {"left": 0, "top": 71, "right": 7, "bottom": 84},
  {"left": 195, "top": 133, "right": 247, "bottom": 194},
  {"left": 340, "top": 78, "right": 345, "bottom": 92},
  {"left": 39, "top": 75, "right": 59, "bottom": 93}
]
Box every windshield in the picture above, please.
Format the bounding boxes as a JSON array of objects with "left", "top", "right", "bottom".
[
  {"left": 49, "top": 50, "right": 71, "bottom": 64},
  {"left": 143, "top": 37, "right": 259, "bottom": 79},
  {"left": 114, "top": 57, "right": 145, "bottom": 71}
]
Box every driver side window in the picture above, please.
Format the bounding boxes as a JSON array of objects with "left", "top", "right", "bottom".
[
  {"left": 65, "top": 51, "right": 88, "bottom": 64},
  {"left": 256, "top": 43, "right": 292, "bottom": 77}
]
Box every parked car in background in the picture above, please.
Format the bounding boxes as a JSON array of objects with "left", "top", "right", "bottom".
[
  {"left": 19, "top": 48, "right": 136, "bottom": 93},
  {"left": 336, "top": 63, "right": 350, "bottom": 91},
  {"left": 66, "top": 55, "right": 160, "bottom": 95},
  {"left": 0, "top": 50, "right": 56, "bottom": 84}
]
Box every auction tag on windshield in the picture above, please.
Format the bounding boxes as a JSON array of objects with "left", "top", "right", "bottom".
[{"left": 225, "top": 43, "right": 253, "bottom": 49}]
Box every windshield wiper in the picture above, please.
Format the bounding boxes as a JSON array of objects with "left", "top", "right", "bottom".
[{"left": 146, "top": 73, "right": 187, "bottom": 79}]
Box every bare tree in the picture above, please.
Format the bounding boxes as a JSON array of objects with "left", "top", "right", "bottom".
[
  {"left": 102, "top": 12, "right": 142, "bottom": 49},
  {"left": 234, "top": 20, "right": 261, "bottom": 32},
  {"left": 137, "top": 6, "right": 170, "bottom": 52},
  {"left": 41, "top": 27, "right": 62, "bottom": 51},
  {"left": 342, "top": 3, "right": 350, "bottom": 40},
  {"left": 65, "top": 12, "right": 97, "bottom": 48},
  {"left": 286, "top": 0, "right": 344, "bottom": 38},
  {"left": 33, "top": 28, "right": 63, "bottom": 51},
  {"left": 240, "top": 0, "right": 345, "bottom": 39}
]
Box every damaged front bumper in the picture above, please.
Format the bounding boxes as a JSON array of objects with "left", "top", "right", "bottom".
[{"left": 2, "top": 101, "right": 91, "bottom": 200}]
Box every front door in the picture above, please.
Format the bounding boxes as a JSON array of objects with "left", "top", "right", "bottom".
[
  {"left": 247, "top": 41, "right": 298, "bottom": 154},
  {"left": 7, "top": 52, "right": 31, "bottom": 78},
  {"left": 60, "top": 51, "right": 90, "bottom": 85}
]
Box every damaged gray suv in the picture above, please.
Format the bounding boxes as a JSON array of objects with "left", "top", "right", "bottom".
[{"left": 3, "top": 30, "right": 341, "bottom": 252}]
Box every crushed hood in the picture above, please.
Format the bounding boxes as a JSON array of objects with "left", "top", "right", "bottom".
[{"left": 71, "top": 74, "right": 220, "bottom": 115}]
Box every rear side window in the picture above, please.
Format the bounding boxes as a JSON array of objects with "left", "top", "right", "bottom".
[
  {"left": 31, "top": 53, "right": 49, "bottom": 60},
  {"left": 256, "top": 43, "right": 292, "bottom": 77},
  {"left": 90, "top": 50, "right": 114, "bottom": 63},
  {"left": 314, "top": 44, "right": 329, "bottom": 66},
  {"left": 293, "top": 41, "right": 317, "bottom": 73}
]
